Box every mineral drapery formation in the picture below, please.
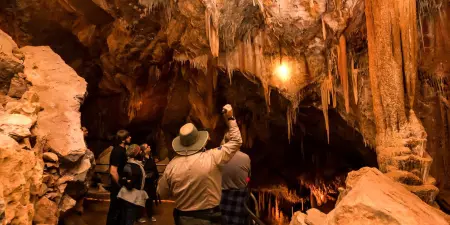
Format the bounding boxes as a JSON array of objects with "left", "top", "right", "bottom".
[{"left": 365, "top": 0, "right": 438, "bottom": 204}]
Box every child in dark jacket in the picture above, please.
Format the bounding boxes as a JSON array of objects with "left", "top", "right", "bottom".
[
  {"left": 137, "top": 143, "right": 159, "bottom": 223},
  {"left": 118, "top": 144, "right": 148, "bottom": 225}
]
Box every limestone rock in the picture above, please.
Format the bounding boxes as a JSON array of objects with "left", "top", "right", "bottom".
[
  {"left": 0, "top": 113, "right": 33, "bottom": 139},
  {"left": 8, "top": 75, "right": 30, "bottom": 98},
  {"left": 43, "top": 152, "right": 59, "bottom": 162},
  {"left": 56, "top": 176, "right": 74, "bottom": 186},
  {"left": 404, "top": 184, "right": 440, "bottom": 205},
  {"left": 62, "top": 151, "right": 93, "bottom": 182},
  {"left": 59, "top": 195, "right": 76, "bottom": 213},
  {"left": 37, "top": 183, "right": 48, "bottom": 197},
  {"left": 45, "top": 162, "right": 59, "bottom": 168},
  {"left": 386, "top": 170, "right": 423, "bottom": 185},
  {"left": 291, "top": 209, "right": 326, "bottom": 225},
  {"left": 34, "top": 197, "right": 58, "bottom": 225},
  {"left": 0, "top": 30, "right": 24, "bottom": 95},
  {"left": 290, "top": 211, "right": 308, "bottom": 225},
  {"left": 0, "top": 199, "right": 5, "bottom": 224},
  {"left": 21, "top": 46, "right": 87, "bottom": 162},
  {"left": 326, "top": 167, "right": 449, "bottom": 225},
  {"left": 0, "top": 133, "right": 42, "bottom": 225},
  {"left": 305, "top": 208, "right": 326, "bottom": 225}
]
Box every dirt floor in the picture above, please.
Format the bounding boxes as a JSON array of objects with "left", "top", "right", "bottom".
[{"left": 82, "top": 199, "right": 175, "bottom": 225}]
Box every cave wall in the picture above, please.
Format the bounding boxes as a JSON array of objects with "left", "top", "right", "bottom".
[{"left": 417, "top": 3, "right": 450, "bottom": 190}]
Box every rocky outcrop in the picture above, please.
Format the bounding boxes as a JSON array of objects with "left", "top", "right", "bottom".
[
  {"left": 291, "top": 209, "right": 326, "bottom": 225},
  {"left": 0, "top": 29, "right": 92, "bottom": 224},
  {"left": 0, "top": 29, "right": 43, "bottom": 225},
  {"left": 22, "top": 46, "right": 87, "bottom": 163},
  {"left": 20, "top": 46, "right": 92, "bottom": 223},
  {"left": 291, "top": 168, "right": 450, "bottom": 225}
]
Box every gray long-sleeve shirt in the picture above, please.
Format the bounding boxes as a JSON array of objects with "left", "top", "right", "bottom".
[
  {"left": 221, "top": 151, "right": 250, "bottom": 190},
  {"left": 157, "top": 120, "right": 242, "bottom": 211}
]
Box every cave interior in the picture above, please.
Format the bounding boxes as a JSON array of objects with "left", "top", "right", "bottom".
[{"left": 0, "top": 0, "right": 450, "bottom": 224}]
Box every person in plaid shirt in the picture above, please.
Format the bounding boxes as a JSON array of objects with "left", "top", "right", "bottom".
[{"left": 220, "top": 132, "right": 251, "bottom": 225}]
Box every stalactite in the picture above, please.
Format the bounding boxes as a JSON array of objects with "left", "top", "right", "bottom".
[
  {"left": 321, "top": 17, "right": 327, "bottom": 40},
  {"left": 287, "top": 106, "right": 298, "bottom": 143},
  {"left": 321, "top": 68, "right": 334, "bottom": 143},
  {"left": 337, "top": 35, "right": 350, "bottom": 113},
  {"left": 138, "top": 0, "right": 166, "bottom": 13},
  {"left": 205, "top": 1, "right": 219, "bottom": 57},
  {"left": 329, "top": 59, "right": 337, "bottom": 108},
  {"left": 351, "top": 56, "right": 358, "bottom": 104},
  {"left": 252, "top": 0, "right": 264, "bottom": 10},
  {"left": 127, "top": 91, "right": 143, "bottom": 121}
]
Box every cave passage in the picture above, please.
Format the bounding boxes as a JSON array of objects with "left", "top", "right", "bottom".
[
  {"left": 246, "top": 103, "right": 378, "bottom": 224},
  {"left": 81, "top": 67, "right": 377, "bottom": 225}
]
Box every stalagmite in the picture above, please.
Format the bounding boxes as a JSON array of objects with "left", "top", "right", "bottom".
[{"left": 337, "top": 35, "right": 350, "bottom": 113}]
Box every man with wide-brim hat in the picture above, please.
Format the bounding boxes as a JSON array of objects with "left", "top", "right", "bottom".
[{"left": 158, "top": 104, "right": 243, "bottom": 225}]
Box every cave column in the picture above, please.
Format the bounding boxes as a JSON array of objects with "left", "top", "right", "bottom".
[{"left": 366, "top": 0, "right": 438, "bottom": 204}]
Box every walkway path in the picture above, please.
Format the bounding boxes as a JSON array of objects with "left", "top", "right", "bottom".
[{"left": 82, "top": 199, "right": 175, "bottom": 225}]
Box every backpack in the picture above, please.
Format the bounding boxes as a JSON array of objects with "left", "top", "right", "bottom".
[
  {"left": 120, "top": 161, "right": 145, "bottom": 191},
  {"left": 117, "top": 160, "right": 149, "bottom": 207}
]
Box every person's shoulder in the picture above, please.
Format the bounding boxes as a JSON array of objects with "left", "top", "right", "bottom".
[{"left": 236, "top": 151, "right": 249, "bottom": 158}]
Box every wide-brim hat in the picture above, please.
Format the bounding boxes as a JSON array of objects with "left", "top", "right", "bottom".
[{"left": 172, "top": 123, "right": 209, "bottom": 156}]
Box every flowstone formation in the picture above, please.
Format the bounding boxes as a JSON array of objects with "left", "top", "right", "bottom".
[{"left": 0, "top": 30, "right": 92, "bottom": 225}]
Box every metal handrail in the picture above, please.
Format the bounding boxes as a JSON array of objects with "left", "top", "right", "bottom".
[{"left": 244, "top": 188, "right": 266, "bottom": 225}]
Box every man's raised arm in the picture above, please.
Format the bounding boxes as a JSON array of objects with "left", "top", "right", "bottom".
[{"left": 211, "top": 104, "right": 243, "bottom": 165}]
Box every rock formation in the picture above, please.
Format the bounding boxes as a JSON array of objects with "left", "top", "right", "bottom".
[
  {"left": 0, "top": 0, "right": 449, "bottom": 223},
  {"left": 0, "top": 30, "right": 92, "bottom": 224},
  {"left": 291, "top": 167, "right": 450, "bottom": 225}
]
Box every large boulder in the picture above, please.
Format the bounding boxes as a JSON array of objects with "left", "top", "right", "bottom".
[
  {"left": 291, "top": 168, "right": 450, "bottom": 225},
  {"left": 326, "top": 167, "right": 449, "bottom": 225},
  {"left": 33, "top": 197, "right": 58, "bottom": 224},
  {"left": 21, "top": 46, "right": 88, "bottom": 163}
]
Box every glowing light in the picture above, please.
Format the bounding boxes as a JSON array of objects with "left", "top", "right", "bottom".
[{"left": 276, "top": 63, "right": 290, "bottom": 82}]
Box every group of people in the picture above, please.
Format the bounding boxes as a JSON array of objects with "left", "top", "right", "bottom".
[
  {"left": 106, "top": 130, "right": 160, "bottom": 225},
  {"left": 107, "top": 104, "right": 251, "bottom": 225}
]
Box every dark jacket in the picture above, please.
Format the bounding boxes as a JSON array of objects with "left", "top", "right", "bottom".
[{"left": 143, "top": 156, "right": 159, "bottom": 198}]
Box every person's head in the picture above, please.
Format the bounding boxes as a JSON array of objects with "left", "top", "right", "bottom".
[
  {"left": 81, "top": 127, "right": 88, "bottom": 137},
  {"left": 140, "top": 143, "right": 151, "bottom": 155},
  {"left": 116, "top": 130, "right": 131, "bottom": 145},
  {"left": 126, "top": 144, "right": 141, "bottom": 159},
  {"left": 172, "top": 123, "right": 209, "bottom": 156}
]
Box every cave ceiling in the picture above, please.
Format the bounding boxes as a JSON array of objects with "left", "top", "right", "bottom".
[{"left": 0, "top": 0, "right": 373, "bottom": 148}]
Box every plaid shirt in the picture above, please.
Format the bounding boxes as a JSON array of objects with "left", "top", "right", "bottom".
[{"left": 220, "top": 189, "right": 248, "bottom": 225}]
